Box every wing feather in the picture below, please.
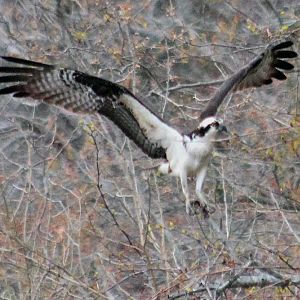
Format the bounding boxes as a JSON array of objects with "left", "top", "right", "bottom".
[
  {"left": 119, "top": 93, "right": 182, "bottom": 150},
  {"left": 200, "top": 40, "right": 297, "bottom": 120},
  {"left": 0, "top": 56, "right": 182, "bottom": 158}
]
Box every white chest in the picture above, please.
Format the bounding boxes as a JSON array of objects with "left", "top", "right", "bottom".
[
  {"left": 185, "top": 139, "right": 212, "bottom": 173},
  {"left": 186, "top": 137, "right": 212, "bottom": 158},
  {"left": 166, "top": 136, "right": 213, "bottom": 177}
]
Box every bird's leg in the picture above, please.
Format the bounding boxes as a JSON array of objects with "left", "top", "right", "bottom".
[
  {"left": 179, "top": 171, "right": 192, "bottom": 214},
  {"left": 195, "top": 166, "right": 207, "bottom": 203},
  {"left": 194, "top": 166, "right": 212, "bottom": 216}
]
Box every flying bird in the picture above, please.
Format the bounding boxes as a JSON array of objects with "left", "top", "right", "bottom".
[{"left": 0, "top": 41, "right": 297, "bottom": 214}]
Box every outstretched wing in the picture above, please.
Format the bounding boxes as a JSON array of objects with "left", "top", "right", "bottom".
[
  {"left": 200, "top": 41, "right": 298, "bottom": 120},
  {"left": 0, "top": 56, "right": 182, "bottom": 159}
]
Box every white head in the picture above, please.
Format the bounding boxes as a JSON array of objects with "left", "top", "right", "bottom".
[
  {"left": 198, "top": 116, "right": 220, "bottom": 128},
  {"left": 196, "top": 116, "right": 227, "bottom": 139}
]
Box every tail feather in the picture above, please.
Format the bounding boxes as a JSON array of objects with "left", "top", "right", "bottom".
[{"left": 158, "top": 163, "right": 171, "bottom": 174}]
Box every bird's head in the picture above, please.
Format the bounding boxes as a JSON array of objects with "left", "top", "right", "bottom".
[{"left": 197, "top": 116, "right": 227, "bottom": 138}]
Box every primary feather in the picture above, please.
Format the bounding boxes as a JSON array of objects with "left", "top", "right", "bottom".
[{"left": 200, "top": 41, "right": 297, "bottom": 120}]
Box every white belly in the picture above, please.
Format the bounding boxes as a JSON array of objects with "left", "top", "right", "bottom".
[
  {"left": 185, "top": 151, "right": 210, "bottom": 177},
  {"left": 166, "top": 140, "right": 212, "bottom": 177}
]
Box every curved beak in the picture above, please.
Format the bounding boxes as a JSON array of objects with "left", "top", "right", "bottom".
[{"left": 218, "top": 125, "right": 228, "bottom": 133}]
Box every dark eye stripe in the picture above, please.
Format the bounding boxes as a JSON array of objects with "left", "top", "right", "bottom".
[{"left": 188, "top": 121, "right": 220, "bottom": 139}]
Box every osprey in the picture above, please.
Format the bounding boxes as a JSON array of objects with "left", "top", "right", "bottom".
[{"left": 0, "top": 41, "right": 297, "bottom": 214}]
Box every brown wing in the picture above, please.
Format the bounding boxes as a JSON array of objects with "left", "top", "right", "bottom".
[
  {"left": 200, "top": 41, "right": 297, "bottom": 120},
  {"left": 0, "top": 56, "right": 169, "bottom": 159}
]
